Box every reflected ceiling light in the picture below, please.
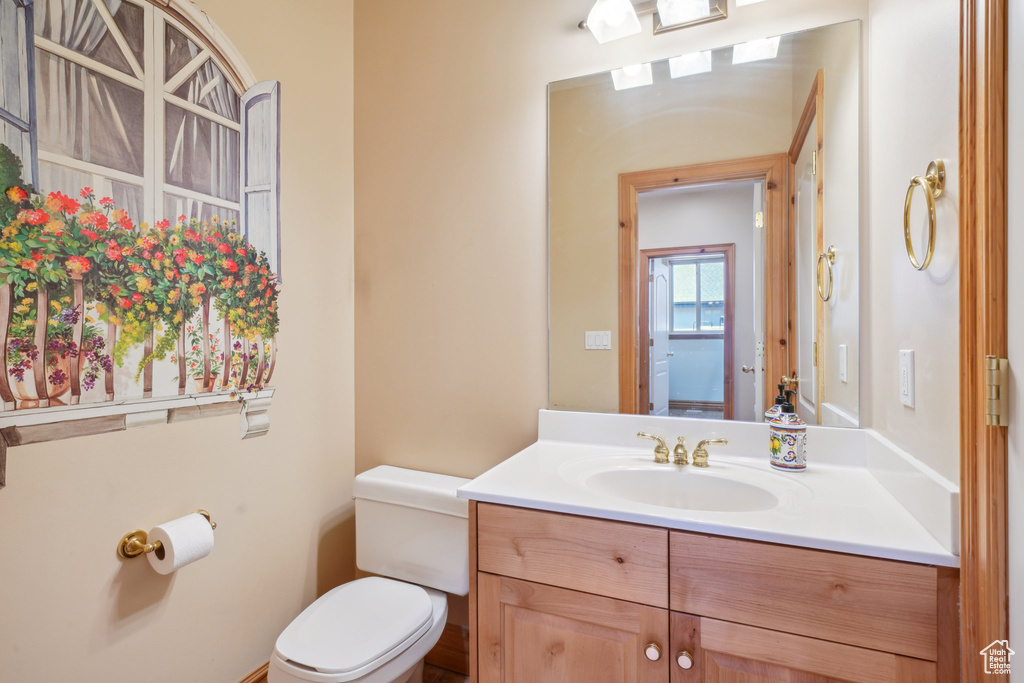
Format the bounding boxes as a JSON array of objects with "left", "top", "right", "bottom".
[
  {"left": 732, "top": 35, "right": 781, "bottom": 64},
  {"left": 669, "top": 50, "right": 712, "bottom": 78},
  {"left": 656, "top": 0, "right": 710, "bottom": 27},
  {"left": 583, "top": 0, "right": 642, "bottom": 44},
  {"left": 736, "top": 0, "right": 769, "bottom": 5},
  {"left": 611, "top": 63, "right": 653, "bottom": 90}
]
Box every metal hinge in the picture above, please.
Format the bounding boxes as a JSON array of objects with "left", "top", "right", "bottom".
[
  {"left": 649, "top": 403, "right": 654, "bottom": 411},
  {"left": 649, "top": 274, "right": 654, "bottom": 283},
  {"left": 755, "top": 211, "right": 764, "bottom": 229},
  {"left": 986, "top": 356, "right": 1009, "bottom": 427},
  {"left": 650, "top": 338, "right": 654, "bottom": 347},
  {"left": 812, "top": 150, "right": 817, "bottom": 176}
]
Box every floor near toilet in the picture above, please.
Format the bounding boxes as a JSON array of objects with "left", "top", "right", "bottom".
[{"left": 424, "top": 664, "right": 469, "bottom": 683}]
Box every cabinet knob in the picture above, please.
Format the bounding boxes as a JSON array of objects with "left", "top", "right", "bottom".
[
  {"left": 677, "top": 651, "right": 694, "bottom": 669},
  {"left": 644, "top": 643, "right": 662, "bottom": 661}
]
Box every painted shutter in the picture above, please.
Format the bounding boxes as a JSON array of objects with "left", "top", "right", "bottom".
[
  {"left": 240, "top": 80, "right": 281, "bottom": 281},
  {"left": 0, "top": 0, "right": 37, "bottom": 186}
]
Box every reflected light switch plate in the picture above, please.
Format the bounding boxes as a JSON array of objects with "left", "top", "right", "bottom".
[
  {"left": 899, "top": 350, "right": 915, "bottom": 408},
  {"left": 838, "top": 344, "right": 848, "bottom": 383},
  {"left": 586, "top": 331, "right": 612, "bottom": 350}
]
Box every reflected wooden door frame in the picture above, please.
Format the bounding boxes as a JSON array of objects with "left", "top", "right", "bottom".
[
  {"left": 618, "top": 155, "right": 788, "bottom": 415},
  {"left": 960, "top": 1, "right": 1008, "bottom": 680},
  {"left": 788, "top": 69, "right": 825, "bottom": 426},
  {"left": 639, "top": 244, "right": 736, "bottom": 419}
]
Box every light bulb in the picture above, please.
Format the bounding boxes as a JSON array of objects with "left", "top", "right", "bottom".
[{"left": 585, "top": 0, "right": 642, "bottom": 44}]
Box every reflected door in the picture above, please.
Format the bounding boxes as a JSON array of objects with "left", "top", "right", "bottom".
[
  {"left": 794, "top": 115, "right": 819, "bottom": 423},
  {"left": 649, "top": 258, "right": 671, "bottom": 416}
]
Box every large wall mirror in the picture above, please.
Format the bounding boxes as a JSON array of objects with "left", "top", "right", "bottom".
[{"left": 549, "top": 20, "right": 860, "bottom": 428}]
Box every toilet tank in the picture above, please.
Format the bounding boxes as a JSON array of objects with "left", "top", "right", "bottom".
[{"left": 354, "top": 466, "right": 470, "bottom": 596}]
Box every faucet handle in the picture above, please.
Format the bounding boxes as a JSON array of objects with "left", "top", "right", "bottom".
[
  {"left": 692, "top": 438, "right": 728, "bottom": 468},
  {"left": 673, "top": 437, "right": 689, "bottom": 465},
  {"left": 637, "top": 432, "right": 671, "bottom": 464}
]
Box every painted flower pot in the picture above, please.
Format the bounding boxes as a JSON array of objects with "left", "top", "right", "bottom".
[
  {"left": 193, "top": 374, "right": 219, "bottom": 394},
  {"left": 11, "top": 353, "right": 85, "bottom": 408}
]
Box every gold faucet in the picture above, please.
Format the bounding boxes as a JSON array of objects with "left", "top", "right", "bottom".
[
  {"left": 637, "top": 432, "right": 670, "bottom": 464},
  {"left": 692, "top": 439, "right": 728, "bottom": 468},
  {"left": 673, "top": 437, "right": 689, "bottom": 465}
]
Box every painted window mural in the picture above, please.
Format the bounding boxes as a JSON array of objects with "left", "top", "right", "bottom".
[{"left": 0, "top": 0, "right": 280, "bottom": 417}]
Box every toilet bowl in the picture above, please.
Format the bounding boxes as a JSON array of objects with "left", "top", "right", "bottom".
[{"left": 269, "top": 467, "right": 469, "bottom": 683}]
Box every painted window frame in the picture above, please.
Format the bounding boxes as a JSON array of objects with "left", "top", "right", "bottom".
[
  {"left": 0, "top": 0, "right": 38, "bottom": 187},
  {"left": 669, "top": 254, "right": 726, "bottom": 337}
]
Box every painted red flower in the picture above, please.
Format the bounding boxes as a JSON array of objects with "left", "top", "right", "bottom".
[
  {"left": 80, "top": 228, "right": 99, "bottom": 241},
  {"left": 223, "top": 258, "right": 238, "bottom": 273},
  {"left": 30, "top": 251, "right": 44, "bottom": 262},
  {"left": 119, "top": 298, "right": 132, "bottom": 309},
  {"left": 99, "top": 197, "right": 115, "bottom": 208},
  {"left": 131, "top": 292, "right": 144, "bottom": 304},
  {"left": 189, "top": 252, "right": 204, "bottom": 265},
  {"left": 18, "top": 209, "right": 48, "bottom": 225},
  {"left": 155, "top": 219, "right": 170, "bottom": 231},
  {"left": 65, "top": 256, "right": 92, "bottom": 275},
  {"left": 79, "top": 187, "right": 94, "bottom": 199},
  {"left": 217, "top": 243, "right": 231, "bottom": 254},
  {"left": 129, "top": 263, "right": 144, "bottom": 273},
  {"left": 105, "top": 246, "right": 122, "bottom": 262},
  {"left": 173, "top": 249, "right": 187, "bottom": 266},
  {"left": 6, "top": 187, "right": 27, "bottom": 203}
]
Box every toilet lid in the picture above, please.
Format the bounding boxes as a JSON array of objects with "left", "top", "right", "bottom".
[{"left": 274, "top": 577, "right": 433, "bottom": 675}]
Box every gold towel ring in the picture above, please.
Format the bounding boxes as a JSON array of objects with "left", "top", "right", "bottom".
[
  {"left": 903, "top": 160, "right": 945, "bottom": 271},
  {"left": 816, "top": 246, "right": 837, "bottom": 302}
]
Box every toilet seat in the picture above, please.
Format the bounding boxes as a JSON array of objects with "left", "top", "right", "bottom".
[{"left": 272, "top": 577, "right": 434, "bottom": 682}]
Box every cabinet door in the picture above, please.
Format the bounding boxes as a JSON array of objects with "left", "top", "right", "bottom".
[
  {"left": 478, "top": 573, "right": 669, "bottom": 683},
  {"left": 668, "top": 614, "right": 935, "bottom": 683}
]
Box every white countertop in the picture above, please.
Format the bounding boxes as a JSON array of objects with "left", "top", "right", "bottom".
[{"left": 458, "top": 438, "right": 959, "bottom": 568}]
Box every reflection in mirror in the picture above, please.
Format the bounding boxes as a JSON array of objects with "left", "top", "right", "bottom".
[{"left": 548, "top": 20, "right": 860, "bottom": 427}]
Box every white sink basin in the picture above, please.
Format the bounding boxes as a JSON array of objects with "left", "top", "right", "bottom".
[{"left": 559, "top": 454, "right": 810, "bottom": 513}]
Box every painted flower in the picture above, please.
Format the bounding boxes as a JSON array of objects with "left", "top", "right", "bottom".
[
  {"left": 131, "top": 292, "right": 144, "bottom": 304},
  {"left": 99, "top": 197, "right": 115, "bottom": 208},
  {"left": 189, "top": 251, "right": 204, "bottom": 265},
  {"left": 65, "top": 256, "right": 92, "bottom": 275},
  {"left": 17, "top": 209, "right": 49, "bottom": 226},
  {"left": 155, "top": 219, "right": 170, "bottom": 231},
  {"left": 217, "top": 243, "right": 231, "bottom": 254},
  {"left": 79, "top": 187, "right": 94, "bottom": 199},
  {"left": 105, "top": 246, "right": 122, "bottom": 262},
  {"left": 222, "top": 258, "right": 238, "bottom": 273},
  {"left": 45, "top": 191, "right": 80, "bottom": 215},
  {"left": 119, "top": 298, "right": 132, "bottom": 309},
  {"left": 18, "top": 258, "right": 37, "bottom": 273},
  {"left": 5, "top": 187, "right": 27, "bottom": 203}
]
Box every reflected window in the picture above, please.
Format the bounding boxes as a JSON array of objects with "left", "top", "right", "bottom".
[{"left": 671, "top": 255, "right": 725, "bottom": 334}]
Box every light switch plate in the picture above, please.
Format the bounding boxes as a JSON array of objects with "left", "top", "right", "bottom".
[
  {"left": 838, "top": 344, "right": 848, "bottom": 383},
  {"left": 585, "top": 331, "right": 612, "bottom": 350},
  {"left": 899, "top": 349, "right": 915, "bottom": 408}
]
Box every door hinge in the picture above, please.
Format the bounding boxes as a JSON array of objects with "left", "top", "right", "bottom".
[
  {"left": 986, "top": 356, "right": 1009, "bottom": 426},
  {"left": 812, "top": 150, "right": 817, "bottom": 176},
  {"left": 649, "top": 338, "right": 655, "bottom": 347},
  {"left": 649, "top": 273, "right": 654, "bottom": 283},
  {"left": 755, "top": 211, "right": 764, "bottom": 229},
  {"left": 649, "top": 402, "right": 654, "bottom": 411}
]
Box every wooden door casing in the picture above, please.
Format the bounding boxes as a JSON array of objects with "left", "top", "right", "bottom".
[{"left": 477, "top": 573, "right": 670, "bottom": 683}]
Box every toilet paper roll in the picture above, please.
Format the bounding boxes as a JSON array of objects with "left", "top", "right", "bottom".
[{"left": 146, "top": 513, "right": 215, "bottom": 575}]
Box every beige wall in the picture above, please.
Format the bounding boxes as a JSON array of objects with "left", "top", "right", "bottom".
[
  {"left": 863, "top": 0, "right": 960, "bottom": 483},
  {"left": 548, "top": 56, "right": 794, "bottom": 413},
  {"left": 790, "top": 22, "right": 861, "bottom": 426},
  {"left": 0, "top": 1, "right": 356, "bottom": 680}
]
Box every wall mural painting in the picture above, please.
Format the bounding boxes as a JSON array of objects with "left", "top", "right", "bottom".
[{"left": 0, "top": 0, "right": 281, "bottom": 418}]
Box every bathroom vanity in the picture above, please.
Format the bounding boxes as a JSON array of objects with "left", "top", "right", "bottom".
[{"left": 458, "top": 411, "right": 960, "bottom": 683}]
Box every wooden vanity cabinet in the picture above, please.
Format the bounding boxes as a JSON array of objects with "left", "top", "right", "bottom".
[{"left": 470, "top": 503, "right": 959, "bottom": 683}]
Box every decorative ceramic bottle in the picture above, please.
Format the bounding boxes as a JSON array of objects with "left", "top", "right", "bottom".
[
  {"left": 769, "top": 391, "right": 807, "bottom": 471},
  {"left": 764, "top": 383, "right": 788, "bottom": 422}
]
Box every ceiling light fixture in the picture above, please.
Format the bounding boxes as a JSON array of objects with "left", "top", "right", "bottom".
[
  {"left": 611, "top": 63, "right": 653, "bottom": 90},
  {"left": 732, "top": 36, "right": 781, "bottom": 64},
  {"left": 656, "top": 0, "right": 710, "bottom": 27},
  {"left": 580, "top": 0, "right": 727, "bottom": 41},
  {"left": 669, "top": 50, "right": 712, "bottom": 78},
  {"left": 582, "top": 0, "right": 642, "bottom": 44}
]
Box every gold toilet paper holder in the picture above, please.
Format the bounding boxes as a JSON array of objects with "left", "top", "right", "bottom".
[{"left": 117, "top": 510, "right": 217, "bottom": 560}]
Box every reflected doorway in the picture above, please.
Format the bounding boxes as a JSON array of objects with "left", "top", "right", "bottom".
[{"left": 644, "top": 246, "right": 735, "bottom": 419}]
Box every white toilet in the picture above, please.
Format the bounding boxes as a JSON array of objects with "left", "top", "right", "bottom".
[{"left": 269, "top": 466, "right": 470, "bottom": 683}]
